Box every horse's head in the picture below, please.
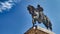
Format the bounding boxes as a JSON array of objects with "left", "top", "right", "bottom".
[{"left": 27, "top": 5, "right": 35, "bottom": 14}]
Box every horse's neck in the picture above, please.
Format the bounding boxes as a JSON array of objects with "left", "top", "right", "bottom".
[{"left": 32, "top": 10, "right": 39, "bottom": 19}]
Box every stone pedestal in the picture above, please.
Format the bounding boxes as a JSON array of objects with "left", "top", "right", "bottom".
[{"left": 24, "top": 26, "right": 55, "bottom": 34}]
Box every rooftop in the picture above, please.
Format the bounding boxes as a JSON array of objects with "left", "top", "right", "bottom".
[{"left": 24, "top": 26, "right": 55, "bottom": 34}]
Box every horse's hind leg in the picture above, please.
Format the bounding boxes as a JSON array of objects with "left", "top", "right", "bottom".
[
  {"left": 47, "top": 21, "right": 52, "bottom": 31},
  {"left": 43, "top": 19, "right": 49, "bottom": 29},
  {"left": 49, "top": 21, "right": 52, "bottom": 31},
  {"left": 50, "top": 26, "right": 52, "bottom": 31},
  {"left": 42, "top": 21, "right": 48, "bottom": 29}
]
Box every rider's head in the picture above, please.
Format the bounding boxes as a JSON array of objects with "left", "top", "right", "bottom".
[{"left": 37, "top": 4, "right": 40, "bottom": 7}]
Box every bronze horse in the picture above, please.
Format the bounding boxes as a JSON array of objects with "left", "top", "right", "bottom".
[{"left": 27, "top": 5, "right": 52, "bottom": 31}]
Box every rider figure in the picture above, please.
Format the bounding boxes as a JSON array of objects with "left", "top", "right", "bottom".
[{"left": 37, "top": 4, "right": 44, "bottom": 21}]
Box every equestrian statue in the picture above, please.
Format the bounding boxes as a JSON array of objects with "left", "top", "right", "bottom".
[{"left": 27, "top": 5, "right": 52, "bottom": 31}]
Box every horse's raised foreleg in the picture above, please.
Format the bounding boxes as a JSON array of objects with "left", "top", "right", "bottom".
[{"left": 32, "top": 19, "right": 36, "bottom": 27}]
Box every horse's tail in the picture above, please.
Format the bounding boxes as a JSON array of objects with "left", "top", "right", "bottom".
[
  {"left": 45, "top": 15, "right": 52, "bottom": 26},
  {"left": 49, "top": 21, "right": 52, "bottom": 27},
  {"left": 45, "top": 15, "right": 52, "bottom": 30},
  {"left": 47, "top": 17, "right": 52, "bottom": 30}
]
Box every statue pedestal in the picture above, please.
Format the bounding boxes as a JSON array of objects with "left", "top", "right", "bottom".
[{"left": 24, "top": 26, "right": 55, "bottom": 34}]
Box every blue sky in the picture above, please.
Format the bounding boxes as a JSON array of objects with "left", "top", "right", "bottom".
[{"left": 0, "top": 0, "right": 60, "bottom": 34}]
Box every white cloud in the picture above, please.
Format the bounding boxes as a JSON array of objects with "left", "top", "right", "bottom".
[
  {"left": 0, "top": 0, "right": 21, "bottom": 12},
  {"left": 2, "top": 1, "right": 13, "bottom": 9},
  {"left": 0, "top": 0, "right": 15, "bottom": 12}
]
